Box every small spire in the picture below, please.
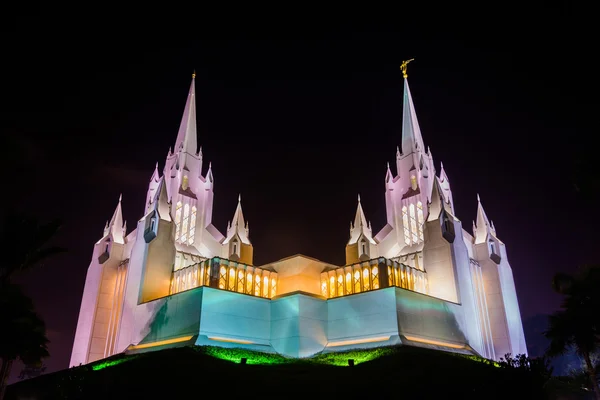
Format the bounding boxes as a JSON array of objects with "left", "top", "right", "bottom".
[
  {"left": 192, "top": 69, "right": 196, "bottom": 79},
  {"left": 396, "top": 146, "right": 401, "bottom": 157},
  {"left": 400, "top": 58, "right": 414, "bottom": 79},
  {"left": 155, "top": 161, "right": 159, "bottom": 169},
  {"left": 209, "top": 161, "right": 212, "bottom": 169},
  {"left": 238, "top": 193, "right": 241, "bottom": 202},
  {"left": 357, "top": 193, "right": 361, "bottom": 202},
  {"left": 119, "top": 193, "right": 122, "bottom": 202},
  {"left": 477, "top": 193, "right": 481, "bottom": 202},
  {"left": 387, "top": 161, "right": 390, "bottom": 169}
]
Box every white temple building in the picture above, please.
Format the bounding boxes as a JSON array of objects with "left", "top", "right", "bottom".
[{"left": 70, "top": 69, "right": 527, "bottom": 366}]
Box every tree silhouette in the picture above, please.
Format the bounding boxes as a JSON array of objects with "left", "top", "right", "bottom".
[
  {"left": 0, "top": 212, "right": 66, "bottom": 400},
  {"left": 0, "top": 284, "right": 49, "bottom": 400},
  {"left": 544, "top": 266, "right": 600, "bottom": 399}
]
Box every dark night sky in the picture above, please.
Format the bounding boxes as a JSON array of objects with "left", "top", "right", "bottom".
[{"left": 2, "top": 6, "right": 598, "bottom": 377}]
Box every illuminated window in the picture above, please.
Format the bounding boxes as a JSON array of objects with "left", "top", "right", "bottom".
[
  {"left": 181, "top": 204, "right": 190, "bottom": 243},
  {"left": 254, "top": 274, "right": 261, "bottom": 296},
  {"left": 321, "top": 276, "right": 328, "bottom": 297},
  {"left": 410, "top": 175, "right": 417, "bottom": 190},
  {"left": 228, "top": 267, "right": 236, "bottom": 291},
  {"left": 371, "top": 266, "right": 379, "bottom": 289},
  {"left": 363, "top": 268, "right": 370, "bottom": 291},
  {"left": 353, "top": 270, "right": 361, "bottom": 293},
  {"left": 409, "top": 204, "right": 418, "bottom": 243},
  {"left": 182, "top": 175, "right": 189, "bottom": 190},
  {"left": 345, "top": 272, "right": 352, "bottom": 294},
  {"left": 188, "top": 206, "right": 197, "bottom": 245},
  {"left": 337, "top": 274, "right": 344, "bottom": 296},
  {"left": 246, "top": 272, "right": 253, "bottom": 294},
  {"left": 263, "top": 276, "right": 269, "bottom": 298},
  {"left": 105, "top": 238, "right": 111, "bottom": 254},
  {"left": 402, "top": 206, "right": 410, "bottom": 245},
  {"left": 417, "top": 201, "right": 424, "bottom": 241},
  {"left": 175, "top": 202, "right": 182, "bottom": 240},
  {"left": 329, "top": 276, "right": 335, "bottom": 298},
  {"left": 219, "top": 266, "right": 227, "bottom": 289},
  {"left": 237, "top": 270, "right": 245, "bottom": 293},
  {"left": 270, "top": 277, "right": 277, "bottom": 298}
]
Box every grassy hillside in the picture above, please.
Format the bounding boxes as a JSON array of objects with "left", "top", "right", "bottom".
[{"left": 5, "top": 345, "right": 582, "bottom": 399}]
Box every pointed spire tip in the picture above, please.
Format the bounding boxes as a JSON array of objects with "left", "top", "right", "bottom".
[
  {"left": 357, "top": 193, "right": 361, "bottom": 202},
  {"left": 192, "top": 69, "right": 196, "bottom": 79},
  {"left": 477, "top": 193, "right": 481, "bottom": 202},
  {"left": 119, "top": 193, "right": 122, "bottom": 202},
  {"left": 238, "top": 193, "right": 241, "bottom": 202}
]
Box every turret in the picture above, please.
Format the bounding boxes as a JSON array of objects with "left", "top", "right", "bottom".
[
  {"left": 222, "top": 195, "right": 253, "bottom": 264},
  {"left": 346, "top": 195, "right": 378, "bottom": 264}
]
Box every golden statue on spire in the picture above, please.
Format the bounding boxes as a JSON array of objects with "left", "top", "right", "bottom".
[
  {"left": 400, "top": 59, "right": 414, "bottom": 79},
  {"left": 192, "top": 70, "right": 196, "bottom": 79}
]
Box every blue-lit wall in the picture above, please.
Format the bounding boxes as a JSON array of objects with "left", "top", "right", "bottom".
[
  {"left": 130, "top": 285, "right": 471, "bottom": 358},
  {"left": 271, "top": 294, "right": 327, "bottom": 357}
]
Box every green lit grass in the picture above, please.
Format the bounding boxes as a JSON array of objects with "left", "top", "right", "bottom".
[{"left": 91, "top": 355, "right": 137, "bottom": 371}]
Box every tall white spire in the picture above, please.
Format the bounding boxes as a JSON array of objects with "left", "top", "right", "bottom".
[
  {"left": 401, "top": 78, "right": 426, "bottom": 156},
  {"left": 174, "top": 73, "right": 198, "bottom": 156},
  {"left": 104, "top": 194, "right": 125, "bottom": 243},
  {"left": 224, "top": 195, "right": 250, "bottom": 244}
]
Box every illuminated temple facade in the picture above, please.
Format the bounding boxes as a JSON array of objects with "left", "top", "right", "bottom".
[{"left": 70, "top": 73, "right": 527, "bottom": 366}]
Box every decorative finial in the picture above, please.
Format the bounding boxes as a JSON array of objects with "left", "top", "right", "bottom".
[
  {"left": 238, "top": 193, "right": 241, "bottom": 202},
  {"left": 192, "top": 70, "right": 196, "bottom": 79},
  {"left": 358, "top": 193, "right": 361, "bottom": 202},
  {"left": 400, "top": 59, "right": 414, "bottom": 79},
  {"left": 477, "top": 193, "right": 481, "bottom": 202},
  {"left": 119, "top": 193, "right": 122, "bottom": 202},
  {"left": 386, "top": 161, "right": 390, "bottom": 169}
]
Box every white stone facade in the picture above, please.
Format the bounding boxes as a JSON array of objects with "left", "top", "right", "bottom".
[{"left": 70, "top": 74, "right": 527, "bottom": 367}]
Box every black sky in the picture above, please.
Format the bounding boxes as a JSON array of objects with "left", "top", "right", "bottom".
[{"left": 2, "top": 6, "right": 598, "bottom": 377}]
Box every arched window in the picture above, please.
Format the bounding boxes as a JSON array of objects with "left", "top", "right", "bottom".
[
  {"left": 175, "top": 201, "right": 183, "bottom": 240},
  {"left": 105, "top": 238, "right": 111, "bottom": 253},
  {"left": 181, "top": 204, "right": 190, "bottom": 243},
  {"left": 150, "top": 217, "right": 156, "bottom": 232},
  {"left": 188, "top": 206, "right": 197, "bottom": 245},
  {"left": 402, "top": 206, "right": 411, "bottom": 245},
  {"left": 409, "top": 204, "right": 418, "bottom": 243},
  {"left": 416, "top": 201, "right": 424, "bottom": 241}
]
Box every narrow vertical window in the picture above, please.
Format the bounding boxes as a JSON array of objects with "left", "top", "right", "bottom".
[
  {"left": 246, "top": 272, "right": 253, "bottom": 294},
  {"left": 237, "top": 270, "right": 245, "bottom": 293},
  {"left": 417, "top": 201, "right": 424, "bottom": 241},
  {"left": 263, "top": 276, "right": 269, "bottom": 298},
  {"left": 353, "top": 270, "right": 361, "bottom": 293},
  {"left": 371, "top": 266, "right": 379, "bottom": 289},
  {"left": 270, "top": 277, "right": 277, "bottom": 298},
  {"left": 402, "top": 206, "right": 410, "bottom": 245},
  {"left": 175, "top": 201, "right": 183, "bottom": 240},
  {"left": 345, "top": 272, "right": 352, "bottom": 294},
  {"left": 219, "top": 266, "right": 227, "bottom": 289},
  {"left": 363, "top": 268, "right": 371, "bottom": 291},
  {"left": 188, "top": 206, "right": 197, "bottom": 245},
  {"left": 337, "top": 274, "right": 344, "bottom": 296},
  {"left": 329, "top": 276, "right": 336, "bottom": 298},
  {"left": 181, "top": 204, "right": 190, "bottom": 243},
  {"left": 228, "top": 267, "right": 236, "bottom": 291},
  {"left": 321, "top": 275, "right": 328, "bottom": 297},
  {"left": 254, "top": 274, "right": 261, "bottom": 297},
  {"left": 409, "top": 204, "right": 418, "bottom": 243}
]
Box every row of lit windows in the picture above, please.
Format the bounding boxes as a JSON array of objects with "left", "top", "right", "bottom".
[
  {"left": 170, "top": 260, "right": 277, "bottom": 299},
  {"left": 387, "top": 264, "right": 428, "bottom": 294},
  {"left": 174, "top": 202, "right": 197, "bottom": 245},
  {"left": 218, "top": 266, "right": 277, "bottom": 298},
  {"left": 320, "top": 259, "right": 428, "bottom": 298},
  {"left": 320, "top": 265, "right": 381, "bottom": 298},
  {"left": 402, "top": 201, "right": 424, "bottom": 246}
]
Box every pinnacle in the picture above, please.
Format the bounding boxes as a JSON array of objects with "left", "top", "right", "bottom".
[
  {"left": 477, "top": 193, "right": 481, "bottom": 202},
  {"left": 358, "top": 193, "right": 361, "bottom": 202},
  {"left": 119, "top": 193, "right": 122, "bottom": 202},
  {"left": 238, "top": 193, "right": 241, "bottom": 202}
]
